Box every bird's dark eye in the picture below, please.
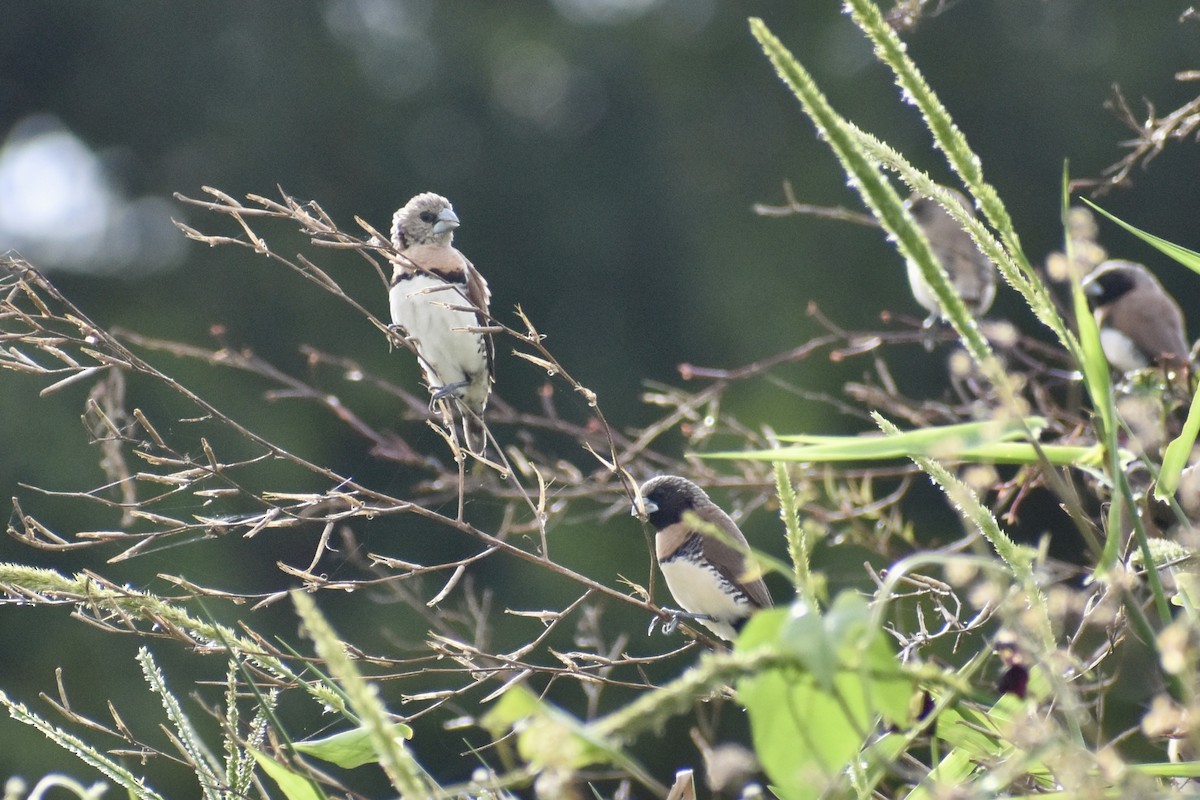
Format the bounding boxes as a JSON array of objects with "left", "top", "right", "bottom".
[{"left": 419, "top": 211, "right": 437, "bottom": 224}]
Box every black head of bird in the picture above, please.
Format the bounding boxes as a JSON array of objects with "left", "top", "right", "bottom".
[{"left": 1082, "top": 259, "right": 1189, "bottom": 374}]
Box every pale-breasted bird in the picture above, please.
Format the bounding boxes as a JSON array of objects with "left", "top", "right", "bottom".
[
  {"left": 633, "top": 475, "right": 772, "bottom": 641},
  {"left": 1082, "top": 259, "right": 1189, "bottom": 374},
  {"left": 389, "top": 193, "right": 494, "bottom": 446},
  {"left": 904, "top": 188, "right": 996, "bottom": 324}
]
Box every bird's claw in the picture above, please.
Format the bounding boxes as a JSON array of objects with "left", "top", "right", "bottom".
[
  {"left": 430, "top": 381, "right": 469, "bottom": 405},
  {"left": 428, "top": 382, "right": 470, "bottom": 411},
  {"left": 648, "top": 609, "right": 713, "bottom": 637},
  {"left": 648, "top": 612, "right": 680, "bottom": 637},
  {"left": 385, "top": 324, "right": 411, "bottom": 348}
]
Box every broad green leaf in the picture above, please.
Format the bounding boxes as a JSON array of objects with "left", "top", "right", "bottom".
[
  {"left": 820, "top": 593, "right": 913, "bottom": 727},
  {"left": 910, "top": 694, "right": 1058, "bottom": 798},
  {"left": 250, "top": 749, "right": 323, "bottom": 800},
  {"left": 294, "top": 723, "right": 413, "bottom": 769},
  {"left": 936, "top": 703, "right": 1006, "bottom": 756},
  {"left": 857, "top": 624, "right": 915, "bottom": 726},
  {"left": 906, "top": 704, "right": 1004, "bottom": 799},
  {"left": 739, "top": 665, "right": 870, "bottom": 800},
  {"left": 483, "top": 684, "right": 616, "bottom": 772},
  {"left": 480, "top": 683, "right": 541, "bottom": 737},
  {"left": 736, "top": 606, "right": 787, "bottom": 650},
  {"left": 821, "top": 592, "right": 872, "bottom": 649},
  {"left": 518, "top": 714, "right": 612, "bottom": 772},
  {"left": 737, "top": 593, "right": 915, "bottom": 799},
  {"left": 778, "top": 604, "right": 837, "bottom": 689}
]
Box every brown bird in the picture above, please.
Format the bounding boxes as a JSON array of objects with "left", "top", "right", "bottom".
[
  {"left": 905, "top": 188, "right": 996, "bottom": 324},
  {"left": 389, "top": 193, "right": 494, "bottom": 447},
  {"left": 633, "top": 476, "right": 772, "bottom": 641},
  {"left": 1082, "top": 259, "right": 1189, "bottom": 374}
]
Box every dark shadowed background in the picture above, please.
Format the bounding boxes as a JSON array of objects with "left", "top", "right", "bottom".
[{"left": 0, "top": 0, "right": 1197, "bottom": 791}]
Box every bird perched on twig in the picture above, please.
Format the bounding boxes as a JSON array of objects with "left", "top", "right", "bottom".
[
  {"left": 904, "top": 188, "right": 996, "bottom": 325},
  {"left": 389, "top": 193, "right": 494, "bottom": 449},
  {"left": 1082, "top": 259, "right": 1189, "bottom": 375},
  {"left": 633, "top": 475, "right": 773, "bottom": 642}
]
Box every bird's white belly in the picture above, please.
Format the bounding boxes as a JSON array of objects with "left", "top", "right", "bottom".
[
  {"left": 1099, "top": 327, "right": 1148, "bottom": 373},
  {"left": 659, "top": 558, "right": 751, "bottom": 641},
  {"left": 390, "top": 274, "right": 487, "bottom": 399},
  {"left": 905, "top": 259, "right": 941, "bottom": 318}
]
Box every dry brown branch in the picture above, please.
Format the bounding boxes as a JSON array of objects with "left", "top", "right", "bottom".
[{"left": 1077, "top": 79, "right": 1200, "bottom": 194}]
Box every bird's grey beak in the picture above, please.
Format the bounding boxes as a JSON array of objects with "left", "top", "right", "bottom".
[
  {"left": 432, "top": 208, "right": 460, "bottom": 235},
  {"left": 1082, "top": 277, "right": 1101, "bottom": 297},
  {"left": 631, "top": 498, "right": 658, "bottom": 518}
]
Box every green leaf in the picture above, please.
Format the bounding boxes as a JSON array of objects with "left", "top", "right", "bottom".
[
  {"left": 823, "top": 593, "right": 913, "bottom": 727},
  {"left": 858, "top": 626, "right": 915, "bottom": 727},
  {"left": 483, "top": 684, "right": 616, "bottom": 773},
  {"left": 906, "top": 703, "right": 1006, "bottom": 799},
  {"left": 294, "top": 723, "right": 414, "bottom": 769},
  {"left": 702, "top": 417, "right": 1102, "bottom": 467},
  {"left": 1158, "top": 386, "right": 1200, "bottom": 499},
  {"left": 250, "top": 749, "right": 324, "bottom": 800},
  {"left": 291, "top": 592, "right": 434, "bottom": 797},
  {"left": 775, "top": 418, "right": 1045, "bottom": 446},
  {"left": 1082, "top": 199, "right": 1200, "bottom": 275},
  {"left": 480, "top": 683, "right": 541, "bottom": 738},
  {"left": 737, "top": 605, "right": 787, "bottom": 648},
  {"left": 1066, "top": 218, "right": 1114, "bottom": 443},
  {"left": 737, "top": 593, "right": 915, "bottom": 799},
  {"left": 1129, "top": 761, "right": 1200, "bottom": 779},
  {"left": 712, "top": 441, "right": 1099, "bottom": 466},
  {"left": 908, "top": 693, "right": 1059, "bottom": 798},
  {"left": 933, "top": 703, "right": 1006, "bottom": 758},
  {"left": 779, "top": 604, "right": 837, "bottom": 689},
  {"left": 741, "top": 668, "right": 867, "bottom": 800}
]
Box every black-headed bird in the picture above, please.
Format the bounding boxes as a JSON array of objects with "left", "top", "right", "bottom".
[
  {"left": 1082, "top": 259, "right": 1189, "bottom": 374},
  {"left": 634, "top": 475, "right": 772, "bottom": 641}
]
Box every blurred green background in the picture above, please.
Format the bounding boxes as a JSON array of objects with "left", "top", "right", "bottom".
[{"left": 0, "top": 0, "right": 1197, "bottom": 792}]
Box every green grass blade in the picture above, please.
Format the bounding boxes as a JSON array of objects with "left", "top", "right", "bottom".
[
  {"left": 1159, "top": 387, "right": 1200, "bottom": 499},
  {"left": 292, "top": 591, "right": 436, "bottom": 798},
  {"left": 1082, "top": 199, "right": 1200, "bottom": 274},
  {"left": 701, "top": 414, "right": 1101, "bottom": 467},
  {"left": 748, "top": 17, "right": 991, "bottom": 367}
]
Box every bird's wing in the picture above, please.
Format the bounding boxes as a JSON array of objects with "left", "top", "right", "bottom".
[
  {"left": 1111, "top": 287, "right": 1189, "bottom": 363},
  {"left": 462, "top": 256, "right": 495, "bottom": 381},
  {"left": 699, "top": 506, "right": 774, "bottom": 609}
]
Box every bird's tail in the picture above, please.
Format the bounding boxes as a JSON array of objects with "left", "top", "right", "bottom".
[{"left": 460, "top": 410, "right": 487, "bottom": 455}]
